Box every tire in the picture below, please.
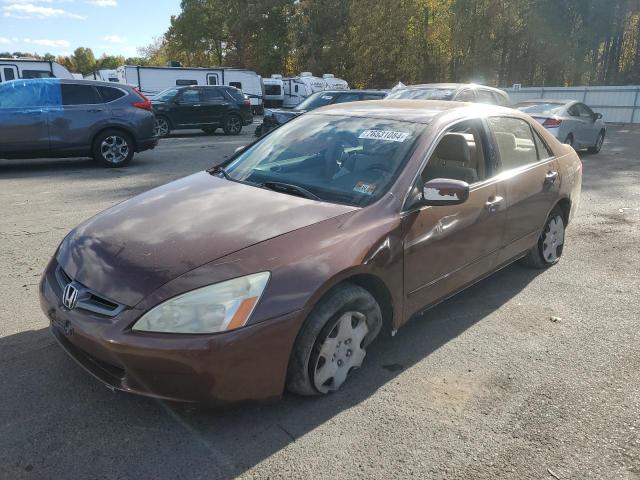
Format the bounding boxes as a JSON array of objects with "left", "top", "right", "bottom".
[
  {"left": 520, "top": 206, "right": 566, "bottom": 269},
  {"left": 154, "top": 116, "right": 171, "bottom": 138},
  {"left": 564, "top": 134, "right": 574, "bottom": 148},
  {"left": 254, "top": 124, "right": 262, "bottom": 137},
  {"left": 92, "top": 129, "right": 134, "bottom": 168},
  {"left": 287, "top": 283, "right": 383, "bottom": 396},
  {"left": 588, "top": 130, "right": 605, "bottom": 154},
  {"left": 223, "top": 114, "right": 243, "bottom": 135},
  {"left": 202, "top": 127, "right": 217, "bottom": 135}
]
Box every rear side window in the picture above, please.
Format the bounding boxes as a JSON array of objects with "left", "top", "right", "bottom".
[
  {"left": 96, "top": 86, "right": 126, "bottom": 103},
  {"left": 22, "top": 70, "right": 53, "bottom": 79},
  {"left": 488, "top": 117, "right": 539, "bottom": 171},
  {"left": 455, "top": 89, "right": 475, "bottom": 102},
  {"left": 533, "top": 130, "right": 553, "bottom": 159},
  {"left": 476, "top": 90, "right": 497, "bottom": 105},
  {"left": 226, "top": 88, "right": 245, "bottom": 102},
  {"left": 61, "top": 84, "right": 102, "bottom": 105},
  {"left": 202, "top": 88, "right": 225, "bottom": 102}
]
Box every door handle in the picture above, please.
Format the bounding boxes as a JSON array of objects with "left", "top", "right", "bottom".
[
  {"left": 545, "top": 171, "right": 559, "bottom": 184},
  {"left": 485, "top": 196, "right": 504, "bottom": 213}
]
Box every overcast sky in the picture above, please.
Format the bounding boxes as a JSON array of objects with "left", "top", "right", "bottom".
[{"left": 0, "top": 0, "right": 181, "bottom": 57}]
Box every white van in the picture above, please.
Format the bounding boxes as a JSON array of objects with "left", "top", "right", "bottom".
[
  {"left": 0, "top": 58, "right": 74, "bottom": 82},
  {"left": 281, "top": 72, "right": 349, "bottom": 108},
  {"left": 117, "top": 65, "right": 264, "bottom": 113},
  {"left": 85, "top": 69, "right": 120, "bottom": 83},
  {"left": 263, "top": 74, "right": 284, "bottom": 107}
]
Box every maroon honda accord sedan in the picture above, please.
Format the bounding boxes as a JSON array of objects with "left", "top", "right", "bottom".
[{"left": 40, "top": 100, "right": 582, "bottom": 403}]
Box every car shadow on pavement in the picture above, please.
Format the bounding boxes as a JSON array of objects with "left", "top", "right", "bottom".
[{"left": 0, "top": 263, "right": 539, "bottom": 479}]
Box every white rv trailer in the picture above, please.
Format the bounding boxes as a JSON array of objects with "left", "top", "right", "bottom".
[
  {"left": 85, "top": 69, "right": 120, "bottom": 83},
  {"left": 322, "top": 74, "right": 349, "bottom": 90},
  {"left": 263, "top": 74, "right": 284, "bottom": 107},
  {"left": 117, "top": 65, "right": 264, "bottom": 112},
  {"left": 281, "top": 72, "right": 349, "bottom": 108},
  {"left": 0, "top": 58, "right": 74, "bottom": 82}
]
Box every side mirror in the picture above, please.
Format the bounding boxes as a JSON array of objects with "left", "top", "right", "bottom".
[
  {"left": 422, "top": 178, "right": 469, "bottom": 206},
  {"left": 594, "top": 112, "right": 603, "bottom": 120}
]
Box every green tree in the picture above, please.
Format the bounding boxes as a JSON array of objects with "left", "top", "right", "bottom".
[{"left": 71, "top": 47, "right": 97, "bottom": 75}]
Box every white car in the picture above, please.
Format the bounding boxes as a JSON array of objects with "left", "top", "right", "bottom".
[{"left": 516, "top": 100, "right": 606, "bottom": 153}]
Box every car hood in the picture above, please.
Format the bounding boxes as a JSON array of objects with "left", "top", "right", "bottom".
[{"left": 57, "top": 172, "right": 356, "bottom": 307}]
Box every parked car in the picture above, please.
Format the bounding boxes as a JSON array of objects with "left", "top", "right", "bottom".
[
  {"left": 386, "top": 83, "right": 511, "bottom": 106},
  {"left": 152, "top": 85, "right": 253, "bottom": 137},
  {"left": 515, "top": 100, "right": 606, "bottom": 153},
  {"left": 41, "top": 100, "right": 581, "bottom": 403},
  {"left": 0, "top": 79, "right": 157, "bottom": 167},
  {"left": 255, "top": 89, "right": 387, "bottom": 136}
]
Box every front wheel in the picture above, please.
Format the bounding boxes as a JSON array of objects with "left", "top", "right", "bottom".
[
  {"left": 92, "top": 130, "right": 134, "bottom": 168},
  {"left": 520, "top": 206, "right": 566, "bottom": 269},
  {"left": 588, "top": 130, "right": 605, "bottom": 154},
  {"left": 223, "top": 114, "right": 243, "bottom": 135},
  {"left": 287, "top": 283, "right": 382, "bottom": 396}
]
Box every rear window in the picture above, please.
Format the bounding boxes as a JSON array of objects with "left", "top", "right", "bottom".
[
  {"left": 265, "top": 84, "right": 281, "bottom": 96},
  {"left": 61, "top": 84, "right": 102, "bottom": 105},
  {"left": 97, "top": 86, "right": 126, "bottom": 103},
  {"left": 22, "top": 70, "right": 54, "bottom": 79}
]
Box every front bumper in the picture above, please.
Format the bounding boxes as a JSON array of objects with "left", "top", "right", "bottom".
[{"left": 40, "top": 260, "right": 306, "bottom": 404}]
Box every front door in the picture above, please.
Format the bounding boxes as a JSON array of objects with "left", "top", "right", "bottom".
[
  {"left": 0, "top": 80, "right": 51, "bottom": 157},
  {"left": 172, "top": 88, "right": 204, "bottom": 127},
  {"left": 402, "top": 119, "right": 507, "bottom": 320},
  {"left": 487, "top": 116, "right": 561, "bottom": 264}
]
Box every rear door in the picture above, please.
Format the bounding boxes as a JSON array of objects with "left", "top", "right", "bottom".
[
  {"left": 0, "top": 80, "right": 51, "bottom": 157},
  {"left": 171, "top": 88, "right": 203, "bottom": 127},
  {"left": 199, "top": 87, "right": 228, "bottom": 124},
  {"left": 487, "top": 116, "right": 560, "bottom": 264},
  {"left": 49, "top": 83, "right": 109, "bottom": 155}
]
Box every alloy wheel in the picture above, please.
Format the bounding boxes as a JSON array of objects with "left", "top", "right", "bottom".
[
  {"left": 313, "top": 311, "right": 369, "bottom": 393},
  {"left": 100, "top": 136, "right": 129, "bottom": 165},
  {"left": 154, "top": 118, "right": 170, "bottom": 137},
  {"left": 226, "top": 116, "right": 242, "bottom": 134}
]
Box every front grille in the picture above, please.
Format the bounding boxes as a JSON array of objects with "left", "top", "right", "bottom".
[{"left": 55, "top": 265, "right": 126, "bottom": 318}]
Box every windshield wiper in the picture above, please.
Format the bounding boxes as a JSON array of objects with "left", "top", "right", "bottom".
[
  {"left": 208, "top": 165, "right": 231, "bottom": 180},
  {"left": 261, "top": 181, "right": 320, "bottom": 201}
]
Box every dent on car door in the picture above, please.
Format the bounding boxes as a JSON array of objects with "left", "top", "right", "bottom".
[
  {"left": 49, "top": 83, "right": 107, "bottom": 154},
  {"left": 487, "top": 116, "right": 561, "bottom": 264},
  {"left": 402, "top": 119, "right": 507, "bottom": 320}
]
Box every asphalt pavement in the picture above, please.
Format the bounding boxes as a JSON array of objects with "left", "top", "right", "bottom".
[{"left": 0, "top": 125, "right": 639, "bottom": 479}]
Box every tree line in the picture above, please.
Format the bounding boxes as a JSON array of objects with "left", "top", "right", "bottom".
[{"left": 4, "top": 0, "right": 639, "bottom": 87}]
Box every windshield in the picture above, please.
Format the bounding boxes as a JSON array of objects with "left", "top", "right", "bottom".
[
  {"left": 154, "top": 88, "right": 179, "bottom": 102},
  {"left": 294, "top": 92, "right": 339, "bottom": 111},
  {"left": 386, "top": 88, "right": 456, "bottom": 101},
  {"left": 516, "top": 102, "right": 565, "bottom": 116},
  {"left": 224, "top": 114, "right": 424, "bottom": 207}
]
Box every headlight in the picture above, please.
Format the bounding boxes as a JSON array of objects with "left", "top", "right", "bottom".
[{"left": 132, "top": 272, "right": 270, "bottom": 334}]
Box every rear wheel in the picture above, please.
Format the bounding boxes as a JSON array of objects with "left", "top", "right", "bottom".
[
  {"left": 223, "top": 114, "right": 243, "bottom": 135},
  {"left": 92, "top": 130, "right": 134, "bottom": 168},
  {"left": 287, "top": 283, "right": 382, "bottom": 396},
  {"left": 154, "top": 116, "right": 171, "bottom": 138},
  {"left": 588, "top": 130, "right": 605, "bottom": 154},
  {"left": 520, "top": 206, "right": 566, "bottom": 269}
]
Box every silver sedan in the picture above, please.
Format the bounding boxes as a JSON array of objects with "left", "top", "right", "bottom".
[{"left": 516, "top": 100, "right": 606, "bottom": 154}]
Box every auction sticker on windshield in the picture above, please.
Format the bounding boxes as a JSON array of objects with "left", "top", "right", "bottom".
[{"left": 359, "top": 130, "right": 409, "bottom": 142}]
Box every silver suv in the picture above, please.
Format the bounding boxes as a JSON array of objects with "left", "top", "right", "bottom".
[{"left": 0, "top": 79, "right": 157, "bottom": 167}]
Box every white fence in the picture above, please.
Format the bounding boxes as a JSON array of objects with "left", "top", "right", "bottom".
[{"left": 504, "top": 85, "right": 640, "bottom": 124}]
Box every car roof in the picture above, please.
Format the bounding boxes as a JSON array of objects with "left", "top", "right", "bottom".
[
  {"left": 4, "top": 78, "right": 132, "bottom": 89},
  {"left": 399, "top": 83, "right": 506, "bottom": 94},
  {"left": 310, "top": 99, "right": 513, "bottom": 124}
]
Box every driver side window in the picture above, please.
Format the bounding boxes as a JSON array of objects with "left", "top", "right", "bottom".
[{"left": 421, "top": 119, "right": 489, "bottom": 185}]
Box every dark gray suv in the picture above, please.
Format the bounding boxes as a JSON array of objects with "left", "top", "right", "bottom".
[{"left": 0, "top": 79, "right": 157, "bottom": 167}]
